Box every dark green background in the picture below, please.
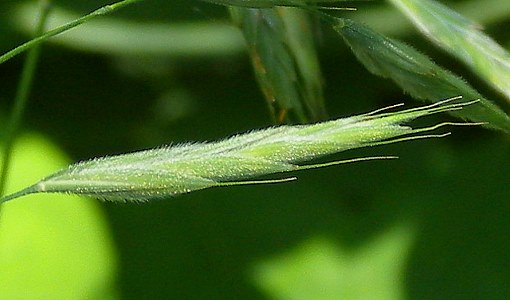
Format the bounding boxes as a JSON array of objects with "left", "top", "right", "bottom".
[{"left": 1, "top": 0, "right": 509, "bottom": 299}]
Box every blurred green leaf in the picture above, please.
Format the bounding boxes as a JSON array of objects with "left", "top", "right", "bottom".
[
  {"left": 352, "top": 0, "right": 510, "bottom": 37},
  {"left": 10, "top": 1, "right": 245, "bottom": 57},
  {"left": 0, "top": 134, "right": 118, "bottom": 299},
  {"left": 252, "top": 225, "right": 414, "bottom": 300},
  {"left": 329, "top": 17, "right": 510, "bottom": 133},
  {"left": 389, "top": 0, "right": 510, "bottom": 103}
]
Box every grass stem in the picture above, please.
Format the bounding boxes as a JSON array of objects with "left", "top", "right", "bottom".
[
  {"left": 0, "top": 0, "right": 52, "bottom": 198},
  {"left": 0, "top": 0, "right": 143, "bottom": 65}
]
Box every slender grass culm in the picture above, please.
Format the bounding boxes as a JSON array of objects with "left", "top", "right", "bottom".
[
  {"left": 0, "top": 98, "right": 479, "bottom": 204},
  {"left": 0, "top": 1, "right": 52, "bottom": 201},
  {"left": 0, "top": 0, "right": 143, "bottom": 65}
]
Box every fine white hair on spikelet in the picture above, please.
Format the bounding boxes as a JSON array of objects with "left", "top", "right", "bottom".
[{"left": 0, "top": 98, "right": 480, "bottom": 203}]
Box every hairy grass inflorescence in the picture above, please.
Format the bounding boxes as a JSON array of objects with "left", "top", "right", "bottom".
[{"left": 0, "top": 98, "right": 478, "bottom": 203}]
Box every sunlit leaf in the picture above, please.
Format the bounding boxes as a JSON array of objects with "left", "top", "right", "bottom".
[
  {"left": 252, "top": 226, "right": 414, "bottom": 300},
  {"left": 0, "top": 134, "right": 118, "bottom": 299}
]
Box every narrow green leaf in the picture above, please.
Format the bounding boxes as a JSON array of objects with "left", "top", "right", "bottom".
[
  {"left": 389, "top": 0, "right": 510, "bottom": 103},
  {"left": 328, "top": 17, "right": 510, "bottom": 133},
  {"left": 0, "top": 100, "right": 478, "bottom": 203},
  {"left": 231, "top": 7, "right": 326, "bottom": 123}
]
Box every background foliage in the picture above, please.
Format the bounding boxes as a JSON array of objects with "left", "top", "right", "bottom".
[{"left": 1, "top": 0, "right": 510, "bottom": 299}]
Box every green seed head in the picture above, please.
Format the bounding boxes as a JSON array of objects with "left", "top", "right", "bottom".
[{"left": 0, "top": 99, "right": 479, "bottom": 203}]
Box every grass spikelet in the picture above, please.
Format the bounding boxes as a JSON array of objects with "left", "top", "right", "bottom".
[{"left": 0, "top": 99, "right": 479, "bottom": 203}]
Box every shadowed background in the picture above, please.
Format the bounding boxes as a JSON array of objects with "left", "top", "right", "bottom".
[{"left": 1, "top": 0, "right": 510, "bottom": 299}]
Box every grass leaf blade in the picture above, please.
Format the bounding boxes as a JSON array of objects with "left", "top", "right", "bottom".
[
  {"left": 389, "top": 0, "right": 510, "bottom": 103},
  {"left": 231, "top": 7, "right": 327, "bottom": 123},
  {"left": 328, "top": 17, "right": 510, "bottom": 133}
]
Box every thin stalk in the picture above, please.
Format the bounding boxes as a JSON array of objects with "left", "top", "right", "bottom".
[
  {"left": 0, "top": 0, "right": 52, "bottom": 198},
  {"left": 0, "top": 0, "right": 143, "bottom": 65}
]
